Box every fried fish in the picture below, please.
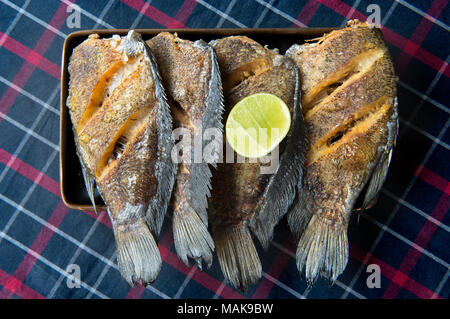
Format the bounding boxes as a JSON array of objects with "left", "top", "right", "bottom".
[
  {"left": 209, "top": 36, "right": 307, "bottom": 290},
  {"left": 66, "top": 31, "right": 176, "bottom": 285},
  {"left": 146, "top": 33, "right": 224, "bottom": 268},
  {"left": 285, "top": 20, "right": 398, "bottom": 284}
]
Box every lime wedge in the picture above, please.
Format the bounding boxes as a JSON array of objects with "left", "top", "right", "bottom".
[{"left": 225, "top": 93, "right": 291, "bottom": 158}]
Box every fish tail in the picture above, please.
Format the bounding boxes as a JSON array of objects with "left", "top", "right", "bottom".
[
  {"left": 213, "top": 225, "right": 262, "bottom": 291},
  {"left": 172, "top": 206, "right": 215, "bottom": 269},
  {"left": 112, "top": 217, "right": 162, "bottom": 286},
  {"left": 296, "top": 213, "right": 348, "bottom": 286}
]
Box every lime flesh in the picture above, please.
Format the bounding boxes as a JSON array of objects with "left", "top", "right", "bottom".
[{"left": 225, "top": 93, "right": 291, "bottom": 158}]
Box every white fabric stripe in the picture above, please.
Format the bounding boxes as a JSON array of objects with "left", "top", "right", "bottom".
[
  {"left": 85, "top": 246, "right": 170, "bottom": 299},
  {"left": 396, "top": 0, "right": 450, "bottom": 31},
  {"left": 0, "top": 0, "right": 31, "bottom": 47},
  {"left": 215, "top": 0, "right": 238, "bottom": 28},
  {"left": 93, "top": 0, "right": 116, "bottom": 28},
  {"left": 342, "top": 117, "right": 450, "bottom": 298},
  {"left": 0, "top": 111, "right": 59, "bottom": 151},
  {"left": 399, "top": 117, "right": 450, "bottom": 151},
  {"left": 432, "top": 268, "right": 449, "bottom": 298},
  {"left": 381, "top": 1, "right": 398, "bottom": 25},
  {"left": 0, "top": 84, "right": 59, "bottom": 188},
  {"left": 174, "top": 267, "right": 196, "bottom": 299},
  {"left": 254, "top": 0, "right": 305, "bottom": 27},
  {"left": 212, "top": 281, "right": 226, "bottom": 299},
  {"left": 398, "top": 80, "right": 449, "bottom": 114},
  {"left": 253, "top": 0, "right": 276, "bottom": 28},
  {"left": 0, "top": 87, "right": 60, "bottom": 288},
  {"left": 0, "top": 6, "right": 68, "bottom": 298},
  {"left": 340, "top": 0, "right": 362, "bottom": 27},
  {"left": 2, "top": 0, "right": 117, "bottom": 40},
  {"left": 129, "top": 0, "right": 152, "bottom": 29},
  {"left": 60, "top": 0, "right": 114, "bottom": 28},
  {"left": 47, "top": 210, "right": 106, "bottom": 298},
  {"left": 0, "top": 231, "right": 108, "bottom": 299},
  {"left": 0, "top": 193, "right": 117, "bottom": 269},
  {"left": 381, "top": 189, "right": 450, "bottom": 233},
  {"left": 197, "top": 0, "right": 247, "bottom": 27},
  {"left": 363, "top": 213, "right": 450, "bottom": 269},
  {"left": 261, "top": 271, "right": 306, "bottom": 299},
  {"left": 398, "top": 54, "right": 450, "bottom": 139},
  {"left": 335, "top": 282, "right": 366, "bottom": 299},
  {"left": 84, "top": 250, "right": 116, "bottom": 299},
  {"left": 269, "top": 240, "right": 364, "bottom": 299},
  {"left": 0, "top": 149, "right": 58, "bottom": 248},
  {"left": 145, "top": 282, "right": 172, "bottom": 299},
  {"left": 0, "top": 76, "right": 60, "bottom": 116},
  {"left": 0, "top": 0, "right": 67, "bottom": 38}
]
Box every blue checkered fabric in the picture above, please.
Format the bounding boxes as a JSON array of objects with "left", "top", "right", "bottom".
[{"left": 0, "top": 0, "right": 448, "bottom": 299}]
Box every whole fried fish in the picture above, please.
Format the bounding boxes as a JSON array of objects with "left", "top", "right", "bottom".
[
  {"left": 146, "top": 33, "right": 224, "bottom": 268},
  {"left": 209, "top": 36, "right": 307, "bottom": 290},
  {"left": 285, "top": 20, "right": 398, "bottom": 284},
  {"left": 66, "top": 31, "right": 176, "bottom": 285}
]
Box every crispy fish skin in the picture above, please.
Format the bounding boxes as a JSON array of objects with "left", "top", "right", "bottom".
[
  {"left": 67, "top": 34, "right": 123, "bottom": 128},
  {"left": 146, "top": 32, "right": 224, "bottom": 269},
  {"left": 67, "top": 31, "right": 176, "bottom": 285},
  {"left": 210, "top": 36, "right": 307, "bottom": 291},
  {"left": 286, "top": 20, "right": 398, "bottom": 285},
  {"left": 67, "top": 34, "right": 126, "bottom": 210}
]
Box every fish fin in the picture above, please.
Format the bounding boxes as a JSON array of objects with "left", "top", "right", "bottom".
[
  {"left": 81, "top": 165, "right": 97, "bottom": 214},
  {"left": 361, "top": 147, "right": 392, "bottom": 209},
  {"left": 287, "top": 187, "right": 313, "bottom": 240},
  {"left": 112, "top": 217, "right": 162, "bottom": 286},
  {"left": 143, "top": 41, "right": 177, "bottom": 237},
  {"left": 173, "top": 205, "right": 215, "bottom": 269},
  {"left": 188, "top": 162, "right": 213, "bottom": 226},
  {"left": 361, "top": 106, "right": 398, "bottom": 210},
  {"left": 213, "top": 225, "right": 262, "bottom": 291},
  {"left": 189, "top": 41, "right": 224, "bottom": 224},
  {"left": 296, "top": 213, "right": 348, "bottom": 285},
  {"left": 250, "top": 61, "right": 307, "bottom": 249},
  {"left": 194, "top": 40, "right": 225, "bottom": 148},
  {"left": 171, "top": 41, "right": 223, "bottom": 268}
]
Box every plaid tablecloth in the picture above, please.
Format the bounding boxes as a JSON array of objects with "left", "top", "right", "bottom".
[{"left": 0, "top": 0, "right": 448, "bottom": 299}]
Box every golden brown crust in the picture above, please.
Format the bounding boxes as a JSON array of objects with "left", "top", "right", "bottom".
[
  {"left": 97, "top": 107, "right": 159, "bottom": 217},
  {"left": 212, "top": 36, "right": 274, "bottom": 76},
  {"left": 303, "top": 103, "right": 395, "bottom": 215},
  {"left": 287, "top": 20, "right": 387, "bottom": 109},
  {"left": 305, "top": 53, "right": 396, "bottom": 149},
  {"left": 211, "top": 36, "right": 297, "bottom": 225},
  {"left": 67, "top": 33, "right": 162, "bottom": 220},
  {"left": 77, "top": 60, "right": 155, "bottom": 175},
  {"left": 147, "top": 32, "right": 212, "bottom": 126},
  {"left": 67, "top": 35, "right": 122, "bottom": 127},
  {"left": 286, "top": 20, "right": 398, "bottom": 221}
]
